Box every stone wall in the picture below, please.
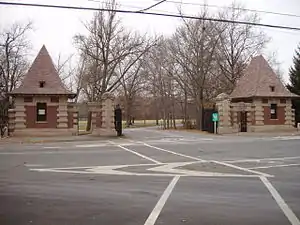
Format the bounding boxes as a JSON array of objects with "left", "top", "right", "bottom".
[{"left": 88, "top": 92, "right": 116, "bottom": 136}]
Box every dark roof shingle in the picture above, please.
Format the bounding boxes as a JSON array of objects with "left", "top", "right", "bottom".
[
  {"left": 230, "top": 55, "right": 299, "bottom": 99},
  {"left": 10, "top": 45, "right": 75, "bottom": 97}
]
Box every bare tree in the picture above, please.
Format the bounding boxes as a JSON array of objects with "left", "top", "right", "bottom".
[
  {"left": 0, "top": 21, "right": 32, "bottom": 93},
  {"left": 0, "top": 21, "right": 32, "bottom": 136},
  {"left": 67, "top": 53, "right": 87, "bottom": 103},
  {"left": 216, "top": 3, "right": 270, "bottom": 92},
  {"left": 55, "top": 53, "right": 75, "bottom": 82},
  {"left": 143, "top": 37, "right": 179, "bottom": 129},
  {"left": 169, "top": 10, "right": 223, "bottom": 130},
  {"left": 265, "top": 51, "right": 284, "bottom": 82},
  {"left": 73, "top": 0, "right": 151, "bottom": 101},
  {"left": 118, "top": 56, "right": 145, "bottom": 127}
]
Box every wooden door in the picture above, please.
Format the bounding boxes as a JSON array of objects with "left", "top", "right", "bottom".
[{"left": 240, "top": 111, "right": 247, "bottom": 132}]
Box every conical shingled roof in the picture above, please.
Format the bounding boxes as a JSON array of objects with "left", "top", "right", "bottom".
[
  {"left": 10, "top": 45, "right": 75, "bottom": 97},
  {"left": 230, "top": 55, "right": 299, "bottom": 99}
]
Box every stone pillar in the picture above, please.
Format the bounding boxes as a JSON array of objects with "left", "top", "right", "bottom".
[
  {"left": 254, "top": 99, "right": 264, "bottom": 126},
  {"left": 57, "top": 96, "right": 68, "bottom": 128},
  {"left": 8, "top": 109, "right": 15, "bottom": 135},
  {"left": 14, "top": 97, "right": 26, "bottom": 129},
  {"left": 231, "top": 110, "right": 239, "bottom": 132},
  {"left": 88, "top": 93, "right": 116, "bottom": 136},
  {"left": 292, "top": 109, "right": 296, "bottom": 127},
  {"left": 216, "top": 93, "right": 232, "bottom": 134},
  {"left": 67, "top": 103, "right": 78, "bottom": 135},
  {"left": 100, "top": 92, "right": 116, "bottom": 136},
  {"left": 284, "top": 99, "right": 294, "bottom": 126}
]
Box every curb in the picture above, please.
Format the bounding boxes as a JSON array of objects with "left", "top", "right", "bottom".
[{"left": 0, "top": 135, "right": 127, "bottom": 144}]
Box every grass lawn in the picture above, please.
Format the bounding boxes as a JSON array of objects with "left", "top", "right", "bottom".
[{"left": 78, "top": 119, "right": 183, "bottom": 131}]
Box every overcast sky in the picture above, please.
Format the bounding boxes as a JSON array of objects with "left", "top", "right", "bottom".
[{"left": 0, "top": 0, "right": 300, "bottom": 83}]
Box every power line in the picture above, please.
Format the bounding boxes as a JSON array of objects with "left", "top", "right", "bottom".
[
  {"left": 139, "top": 0, "right": 167, "bottom": 12},
  {"left": 1, "top": 1, "right": 300, "bottom": 31},
  {"left": 88, "top": 0, "right": 174, "bottom": 14},
  {"left": 165, "top": 0, "right": 300, "bottom": 18}
]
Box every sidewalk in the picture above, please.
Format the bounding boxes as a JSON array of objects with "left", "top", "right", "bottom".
[
  {"left": 0, "top": 134, "right": 123, "bottom": 144},
  {"left": 221, "top": 130, "right": 300, "bottom": 137}
]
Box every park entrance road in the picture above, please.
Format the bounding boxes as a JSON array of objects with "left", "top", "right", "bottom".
[{"left": 0, "top": 127, "right": 300, "bottom": 225}]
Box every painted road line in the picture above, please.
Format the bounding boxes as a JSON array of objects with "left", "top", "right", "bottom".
[
  {"left": 32, "top": 163, "right": 161, "bottom": 171},
  {"left": 31, "top": 161, "right": 262, "bottom": 177},
  {"left": 75, "top": 143, "right": 109, "bottom": 148},
  {"left": 144, "top": 176, "right": 180, "bottom": 225},
  {"left": 225, "top": 156, "right": 300, "bottom": 163},
  {"left": 31, "top": 161, "right": 263, "bottom": 177},
  {"left": 260, "top": 176, "right": 300, "bottom": 225},
  {"left": 143, "top": 143, "right": 206, "bottom": 162},
  {"left": 273, "top": 136, "right": 300, "bottom": 140},
  {"left": 43, "top": 146, "right": 63, "bottom": 149},
  {"left": 0, "top": 151, "right": 59, "bottom": 155},
  {"left": 248, "top": 163, "right": 300, "bottom": 170},
  {"left": 117, "top": 145, "right": 161, "bottom": 164},
  {"left": 0, "top": 150, "right": 124, "bottom": 155},
  {"left": 148, "top": 162, "right": 260, "bottom": 177},
  {"left": 213, "top": 161, "right": 273, "bottom": 177}
]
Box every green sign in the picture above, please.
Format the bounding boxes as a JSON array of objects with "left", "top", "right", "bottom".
[{"left": 212, "top": 113, "right": 219, "bottom": 122}]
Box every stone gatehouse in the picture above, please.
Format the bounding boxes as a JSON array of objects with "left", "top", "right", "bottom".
[
  {"left": 8, "top": 45, "right": 78, "bottom": 136},
  {"left": 216, "top": 55, "right": 299, "bottom": 133}
]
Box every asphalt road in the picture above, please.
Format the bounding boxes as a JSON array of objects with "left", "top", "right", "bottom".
[{"left": 0, "top": 128, "right": 300, "bottom": 225}]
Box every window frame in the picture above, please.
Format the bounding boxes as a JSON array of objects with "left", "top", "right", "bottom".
[
  {"left": 270, "top": 103, "right": 278, "bottom": 120},
  {"left": 36, "top": 102, "right": 47, "bottom": 122}
]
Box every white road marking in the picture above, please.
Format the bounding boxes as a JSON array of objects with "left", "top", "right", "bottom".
[
  {"left": 143, "top": 143, "right": 274, "bottom": 176},
  {"left": 144, "top": 176, "right": 180, "bottom": 225},
  {"left": 0, "top": 150, "right": 124, "bottom": 155},
  {"left": 213, "top": 160, "right": 273, "bottom": 177},
  {"left": 31, "top": 161, "right": 261, "bottom": 177},
  {"left": 273, "top": 136, "right": 300, "bottom": 140},
  {"left": 32, "top": 168, "right": 178, "bottom": 177},
  {"left": 148, "top": 162, "right": 259, "bottom": 177},
  {"left": 248, "top": 163, "right": 300, "bottom": 170},
  {"left": 225, "top": 156, "right": 300, "bottom": 163},
  {"left": 143, "top": 143, "right": 206, "bottom": 162},
  {"left": 43, "top": 146, "right": 63, "bottom": 149},
  {"left": 117, "top": 145, "right": 161, "bottom": 164},
  {"left": 0, "top": 151, "right": 59, "bottom": 155},
  {"left": 260, "top": 176, "right": 300, "bottom": 225},
  {"left": 35, "top": 163, "right": 160, "bottom": 171},
  {"left": 75, "top": 144, "right": 108, "bottom": 148}
]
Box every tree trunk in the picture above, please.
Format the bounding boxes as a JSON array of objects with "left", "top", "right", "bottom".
[
  {"left": 125, "top": 99, "right": 131, "bottom": 128},
  {"left": 167, "top": 115, "right": 170, "bottom": 129},
  {"left": 195, "top": 94, "right": 203, "bottom": 130},
  {"left": 172, "top": 112, "right": 176, "bottom": 129}
]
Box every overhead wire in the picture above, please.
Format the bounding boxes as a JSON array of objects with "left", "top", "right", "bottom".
[
  {"left": 0, "top": 1, "right": 300, "bottom": 31},
  {"left": 165, "top": 0, "right": 300, "bottom": 18},
  {"left": 138, "top": 0, "right": 167, "bottom": 12},
  {"left": 88, "top": 0, "right": 177, "bottom": 14}
]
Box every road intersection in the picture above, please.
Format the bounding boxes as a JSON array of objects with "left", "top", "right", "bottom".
[{"left": 1, "top": 128, "right": 300, "bottom": 225}]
